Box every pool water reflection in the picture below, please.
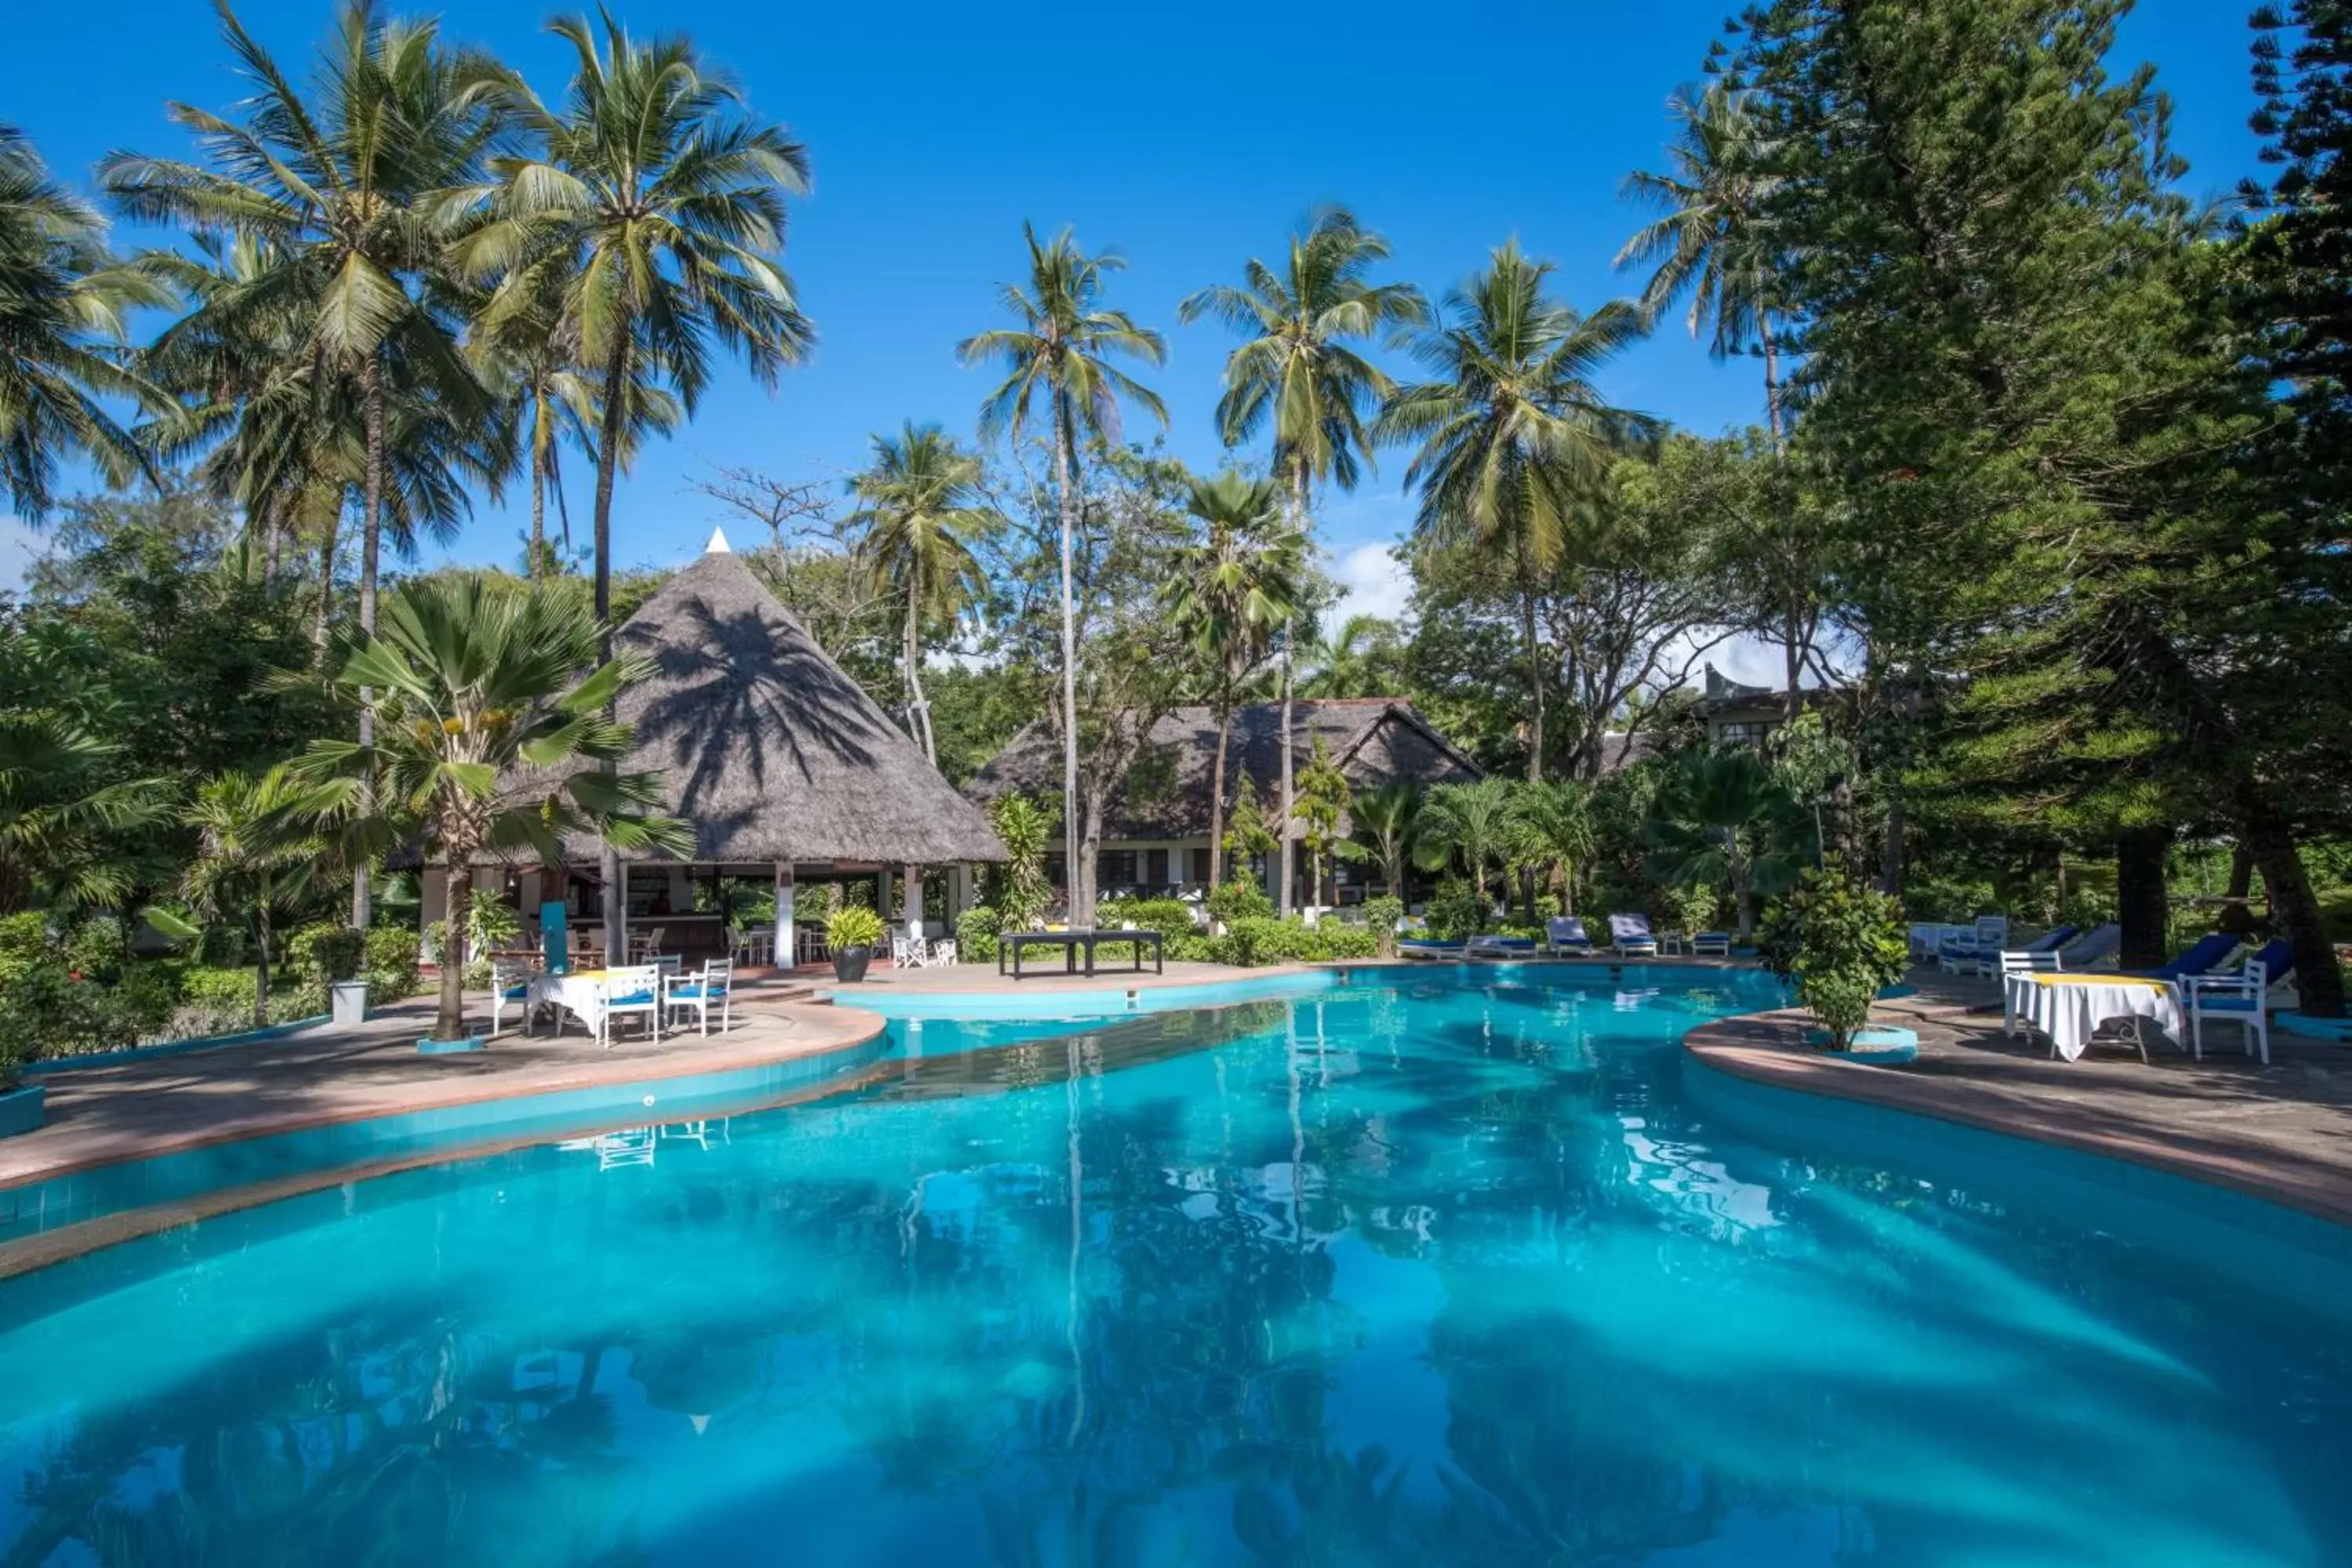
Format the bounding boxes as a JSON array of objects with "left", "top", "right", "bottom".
[{"left": 0, "top": 967, "right": 2346, "bottom": 1566}]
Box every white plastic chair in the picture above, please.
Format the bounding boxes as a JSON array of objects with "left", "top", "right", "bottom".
[
  {"left": 1998, "top": 948, "right": 2063, "bottom": 1036},
  {"left": 488, "top": 958, "right": 537, "bottom": 1040},
  {"left": 891, "top": 935, "right": 928, "bottom": 969},
  {"left": 598, "top": 964, "right": 662, "bottom": 1047},
  {"left": 927, "top": 938, "right": 959, "bottom": 966},
  {"left": 627, "top": 926, "right": 667, "bottom": 964},
  {"left": 2183, "top": 958, "right": 2270, "bottom": 1065},
  {"left": 663, "top": 956, "right": 732, "bottom": 1036}
]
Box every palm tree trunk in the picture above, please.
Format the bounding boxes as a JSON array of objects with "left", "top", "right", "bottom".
[
  {"left": 1280, "top": 463, "right": 1309, "bottom": 918},
  {"left": 313, "top": 510, "right": 339, "bottom": 652},
  {"left": 1053, "top": 398, "right": 1084, "bottom": 922},
  {"left": 529, "top": 435, "right": 548, "bottom": 581},
  {"left": 436, "top": 863, "right": 474, "bottom": 1042},
  {"left": 1208, "top": 695, "right": 1231, "bottom": 893},
  {"left": 352, "top": 354, "right": 385, "bottom": 931},
  {"left": 904, "top": 590, "right": 935, "bottom": 764},
  {"left": 1516, "top": 528, "right": 1545, "bottom": 782},
  {"left": 252, "top": 897, "right": 272, "bottom": 1030},
  {"left": 593, "top": 330, "right": 631, "bottom": 957}
]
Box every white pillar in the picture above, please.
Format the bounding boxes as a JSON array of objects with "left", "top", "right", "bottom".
[
  {"left": 902, "top": 863, "right": 923, "bottom": 935},
  {"left": 773, "top": 862, "right": 795, "bottom": 969}
]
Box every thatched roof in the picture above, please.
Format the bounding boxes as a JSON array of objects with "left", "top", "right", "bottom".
[
  {"left": 967, "top": 698, "right": 1483, "bottom": 841},
  {"left": 567, "top": 536, "right": 1004, "bottom": 864}
]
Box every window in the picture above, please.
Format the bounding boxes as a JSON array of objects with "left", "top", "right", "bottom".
[
  {"left": 1717, "top": 720, "right": 1777, "bottom": 748},
  {"left": 1145, "top": 848, "right": 1169, "bottom": 887},
  {"left": 1189, "top": 846, "right": 1212, "bottom": 884},
  {"left": 1098, "top": 850, "right": 1138, "bottom": 891},
  {"left": 1044, "top": 853, "right": 1066, "bottom": 889}
]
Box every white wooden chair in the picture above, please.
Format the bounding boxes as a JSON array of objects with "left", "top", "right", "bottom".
[
  {"left": 1998, "top": 947, "right": 2063, "bottom": 1036},
  {"left": 927, "top": 938, "right": 959, "bottom": 966},
  {"left": 891, "top": 935, "right": 929, "bottom": 969},
  {"left": 488, "top": 958, "right": 537, "bottom": 1040},
  {"left": 627, "top": 926, "right": 667, "bottom": 964},
  {"left": 663, "top": 957, "right": 733, "bottom": 1036},
  {"left": 2183, "top": 957, "right": 2270, "bottom": 1065},
  {"left": 598, "top": 964, "right": 662, "bottom": 1047}
]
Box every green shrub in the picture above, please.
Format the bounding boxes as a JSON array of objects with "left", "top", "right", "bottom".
[
  {"left": 956, "top": 905, "right": 1002, "bottom": 962},
  {"left": 1758, "top": 858, "right": 1911, "bottom": 1049},
  {"left": 365, "top": 925, "right": 422, "bottom": 1004},
  {"left": 289, "top": 923, "right": 366, "bottom": 983},
  {"left": 1205, "top": 878, "right": 1272, "bottom": 927},
  {"left": 827, "top": 905, "right": 886, "bottom": 951},
  {"left": 1422, "top": 881, "right": 1486, "bottom": 942},
  {"left": 1097, "top": 896, "right": 1198, "bottom": 937},
  {"left": 1664, "top": 883, "right": 1720, "bottom": 935},
  {"left": 1361, "top": 895, "right": 1405, "bottom": 957},
  {"left": 108, "top": 960, "right": 189, "bottom": 1037},
  {"left": 1308, "top": 921, "right": 1380, "bottom": 961},
  {"left": 1216, "top": 916, "right": 1290, "bottom": 967},
  {"left": 1206, "top": 914, "right": 1381, "bottom": 967},
  {"left": 194, "top": 923, "right": 247, "bottom": 968},
  {"left": 64, "top": 916, "right": 129, "bottom": 984}
]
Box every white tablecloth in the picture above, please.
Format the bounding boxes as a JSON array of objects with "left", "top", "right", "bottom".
[
  {"left": 2006, "top": 974, "right": 2183, "bottom": 1061},
  {"left": 529, "top": 971, "right": 614, "bottom": 1036}
]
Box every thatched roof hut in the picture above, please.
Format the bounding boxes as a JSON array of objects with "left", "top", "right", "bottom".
[{"left": 587, "top": 535, "right": 1004, "bottom": 865}]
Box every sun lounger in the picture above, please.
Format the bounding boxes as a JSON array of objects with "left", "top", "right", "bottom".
[
  {"left": 2123, "top": 931, "right": 2240, "bottom": 982},
  {"left": 1543, "top": 916, "right": 1594, "bottom": 955},
  {"left": 1398, "top": 937, "right": 1468, "bottom": 960},
  {"left": 1690, "top": 931, "right": 1732, "bottom": 957},
  {"left": 2054, "top": 923, "right": 2120, "bottom": 968},
  {"left": 1937, "top": 915, "right": 2010, "bottom": 975},
  {"left": 1468, "top": 934, "right": 1539, "bottom": 958},
  {"left": 1609, "top": 913, "right": 1658, "bottom": 957}
]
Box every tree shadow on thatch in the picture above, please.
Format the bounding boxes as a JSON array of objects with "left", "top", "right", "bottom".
[{"left": 625, "top": 597, "right": 891, "bottom": 858}]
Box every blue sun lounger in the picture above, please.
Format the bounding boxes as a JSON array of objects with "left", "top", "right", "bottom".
[
  {"left": 1609, "top": 913, "right": 1658, "bottom": 957},
  {"left": 1544, "top": 916, "right": 1594, "bottom": 955}
]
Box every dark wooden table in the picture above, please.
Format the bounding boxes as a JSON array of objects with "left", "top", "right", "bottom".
[{"left": 1000, "top": 928, "right": 1167, "bottom": 979}]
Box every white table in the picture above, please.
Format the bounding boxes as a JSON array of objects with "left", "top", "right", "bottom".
[
  {"left": 2005, "top": 973, "right": 2183, "bottom": 1061},
  {"left": 529, "top": 969, "right": 616, "bottom": 1038}
]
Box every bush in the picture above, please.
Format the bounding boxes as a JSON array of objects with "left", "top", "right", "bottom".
[
  {"left": 365, "top": 925, "right": 422, "bottom": 1004},
  {"left": 107, "top": 960, "right": 189, "bottom": 1038},
  {"left": 1361, "top": 895, "right": 1405, "bottom": 957},
  {"left": 1664, "top": 883, "right": 1719, "bottom": 936},
  {"left": 194, "top": 923, "right": 248, "bottom": 969},
  {"left": 289, "top": 923, "right": 366, "bottom": 983},
  {"left": 1096, "top": 896, "right": 1199, "bottom": 937},
  {"left": 956, "top": 905, "right": 1002, "bottom": 963},
  {"left": 1204, "top": 878, "right": 1273, "bottom": 927},
  {"left": 64, "top": 916, "right": 129, "bottom": 984},
  {"left": 1758, "top": 858, "right": 1911, "bottom": 1049},
  {"left": 1207, "top": 914, "right": 1381, "bottom": 967},
  {"left": 827, "top": 905, "right": 886, "bottom": 952},
  {"left": 1422, "top": 880, "right": 1486, "bottom": 942}
]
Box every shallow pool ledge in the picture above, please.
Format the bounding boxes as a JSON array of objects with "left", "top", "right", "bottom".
[{"left": 1681, "top": 1009, "right": 2352, "bottom": 1235}]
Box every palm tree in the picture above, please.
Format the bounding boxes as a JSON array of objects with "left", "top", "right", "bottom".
[
  {"left": 960, "top": 224, "right": 1167, "bottom": 914},
  {"left": 1377, "top": 242, "right": 1650, "bottom": 782},
  {"left": 1161, "top": 472, "right": 1308, "bottom": 890},
  {"left": 1182, "top": 209, "right": 1426, "bottom": 914},
  {"left": 1617, "top": 82, "right": 1805, "bottom": 720},
  {"left": 183, "top": 768, "right": 328, "bottom": 1028},
  {"left": 0, "top": 125, "right": 169, "bottom": 520},
  {"left": 1512, "top": 778, "right": 1593, "bottom": 916},
  {"left": 464, "top": 9, "right": 812, "bottom": 947},
  {"left": 0, "top": 713, "right": 173, "bottom": 916},
  {"left": 848, "top": 421, "right": 994, "bottom": 765},
  {"left": 103, "top": 0, "right": 502, "bottom": 928},
  {"left": 1645, "top": 749, "right": 1804, "bottom": 940},
  {"left": 1416, "top": 777, "right": 1523, "bottom": 911},
  {"left": 1297, "top": 612, "right": 1405, "bottom": 699},
  {"left": 1349, "top": 779, "right": 1425, "bottom": 898},
  {"left": 288, "top": 577, "right": 690, "bottom": 1044},
  {"left": 464, "top": 9, "right": 814, "bottom": 643}
]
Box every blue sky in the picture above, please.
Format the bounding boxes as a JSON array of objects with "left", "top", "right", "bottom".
[{"left": 4, "top": 0, "right": 2268, "bottom": 638}]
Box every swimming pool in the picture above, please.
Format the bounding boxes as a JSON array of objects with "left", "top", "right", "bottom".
[{"left": 1, "top": 965, "right": 2346, "bottom": 1565}]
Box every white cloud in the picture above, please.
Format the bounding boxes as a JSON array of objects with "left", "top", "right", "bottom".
[
  {"left": 0, "top": 514, "right": 46, "bottom": 593},
  {"left": 1327, "top": 540, "right": 1412, "bottom": 626}
]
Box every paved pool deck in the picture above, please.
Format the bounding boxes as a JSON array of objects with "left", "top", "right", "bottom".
[{"left": 1682, "top": 965, "right": 2352, "bottom": 1227}]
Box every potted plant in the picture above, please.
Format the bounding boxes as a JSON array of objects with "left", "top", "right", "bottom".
[
  {"left": 828, "top": 906, "right": 885, "bottom": 982},
  {"left": 1758, "top": 856, "right": 1916, "bottom": 1062}
]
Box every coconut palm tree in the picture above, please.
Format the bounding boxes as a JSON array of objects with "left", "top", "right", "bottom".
[
  {"left": 960, "top": 224, "right": 1167, "bottom": 910},
  {"left": 103, "top": 0, "right": 502, "bottom": 927},
  {"left": 1297, "top": 612, "right": 1406, "bottom": 699},
  {"left": 1348, "top": 779, "right": 1425, "bottom": 898},
  {"left": 463, "top": 9, "right": 813, "bottom": 643},
  {"left": 1161, "top": 472, "right": 1308, "bottom": 890},
  {"left": 848, "top": 421, "right": 994, "bottom": 765},
  {"left": 0, "top": 125, "right": 169, "bottom": 520},
  {"left": 1645, "top": 749, "right": 1806, "bottom": 940},
  {"left": 1512, "top": 777, "right": 1593, "bottom": 916},
  {"left": 1415, "top": 777, "right": 1523, "bottom": 911},
  {"left": 1181, "top": 210, "right": 1425, "bottom": 914},
  {"left": 288, "top": 576, "right": 690, "bottom": 1044},
  {"left": 1377, "top": 243, "right": 1650, "bottom": 782},
  {"left": 1617, "top": 81, "right": 1805, "bottom": 717},
  {"left": 183, "top": 768, "right": 330, "bottom": 1028}
]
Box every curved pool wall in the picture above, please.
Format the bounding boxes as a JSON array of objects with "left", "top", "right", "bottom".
[
  {"left": 0, "top": 1030, "right": 891, "bottom": 1250},
  {"left": 1683, "top": 1050, "right": 2352, "bottom": 1305}
]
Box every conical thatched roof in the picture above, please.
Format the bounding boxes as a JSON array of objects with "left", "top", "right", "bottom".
[{"left": 590, "top": 539, "right": 1004, "bottom": 864}]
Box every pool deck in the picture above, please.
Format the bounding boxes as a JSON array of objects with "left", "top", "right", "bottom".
[{"left": 1682, "top": 966, "right": 2352, "bottom": 1228}]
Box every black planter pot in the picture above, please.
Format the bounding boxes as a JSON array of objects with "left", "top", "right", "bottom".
[{"left": 832, "top": 945, "right": 874, "bottom": 983}]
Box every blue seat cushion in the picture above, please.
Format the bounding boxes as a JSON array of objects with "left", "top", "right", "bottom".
[
  {"left": 608, "top": 990, "right": 655, "bottom": 1007},
  {"left": 2198, "top": 996, "right": 2259, "bottom": 1012},
  {"left": 499, "top": 985, "right": 528, "bottom": 1000},
  {"left": 669, "top": 984, "right": 726, "bottom": 1000}
]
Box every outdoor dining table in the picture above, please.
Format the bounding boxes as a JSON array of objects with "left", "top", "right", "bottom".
[
  {"left": 528, "top": 967, "right": 617, "bottom": 1038},
  {"left": 1000, "top": 927, "right": 1166, "bottom": 980},
  {"left": 2005, "top": 971, "right": 2185, "bottom": 1062}
]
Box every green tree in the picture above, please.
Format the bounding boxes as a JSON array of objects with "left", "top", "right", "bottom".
[
  {"left": 1417, "top": 777, "right": 1523, "bottom": 910},
  {"left": 1377, "top": 242, "right": 1650, "bottom": 782},
  {"left": 1513, "top": 778, "right": 1594, "bottom": 916},
  {"left": 1348, "top": 779, "right": 1425, "bottom": 898},
  {"left": 1297, "top": 612, "right": 1406, "bottom": 699},
  {"left": 1294, "top": 737, "right": 1356, "bottom": 909},
  {"left": 0, "top": 125, "right": 167, "bottom": 519},
  {"left": 182, "top": 768, "right": 330, "bottom": 1027},
  {"left": 1645, "top": 749, "right": 1804, "bottom": 940},
  {"left": 1182, "top": 209, "right": 1425, "bottom": 914},
  {"left": 289, "top": 577, "right": 689, "bottom": 1044},
  {"left": 983, "top": 790, "right": 1059, "bottom": 931},
  {"left": 848, "top": 422, "right": 995, "bottom": 766},
  {"left": 105, "top": 0, "right": 503, "bottom": 927},
  {"left": 1161, "top": 471, "right": 1307, "bottom": 889},
  {"left": 960, "top": 224, "right": 1167, "bottom": 913}
]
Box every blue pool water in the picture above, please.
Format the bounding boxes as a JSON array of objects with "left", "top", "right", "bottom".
[{"left": 1, "top": 967, "right": 2348, "bottom": 1566}]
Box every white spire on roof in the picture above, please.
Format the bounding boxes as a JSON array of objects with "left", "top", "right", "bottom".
[{"left": 705, "top": 526, "right": 733, "bottom": 554}]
